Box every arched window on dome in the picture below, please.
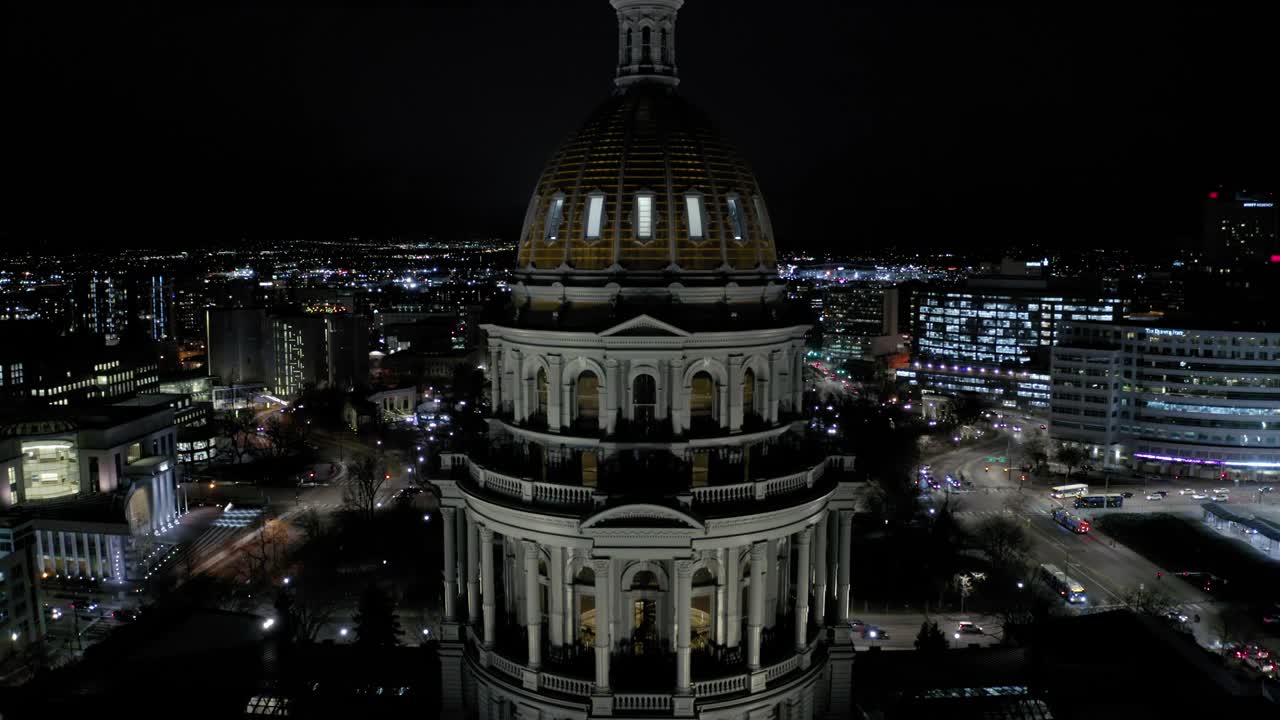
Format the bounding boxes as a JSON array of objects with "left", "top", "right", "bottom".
[
  {"left": 726, "top": 193, "right": 748, "bottom": 244},
  {"left": 634, "top": 193, "right": 655, "bottom": 242},
  {"left": 545, "top": 194, "right": 565, "bottom": 243},
  {"left": 584, "top": 192, "right": 605, "bottom": 242},
  {"left": 752, "top": 195, "right": 772, "bottom": 242},
  {"left": 684, "top": 193, "right": 705, "bottom": 241},
  {"left": 641, "top": 26, "right": 652, "bottom": 64},
  {"left": 742, "top": 367, "right": 756, "bottom": 418}
]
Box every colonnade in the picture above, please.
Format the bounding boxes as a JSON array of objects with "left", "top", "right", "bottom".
[{"left": 439, "top": 507, "right": 857, "bottom": 691}]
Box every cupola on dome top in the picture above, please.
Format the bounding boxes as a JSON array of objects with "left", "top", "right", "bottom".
[{"left": 514, "top": 0, "right": 780, "bottom": 302}]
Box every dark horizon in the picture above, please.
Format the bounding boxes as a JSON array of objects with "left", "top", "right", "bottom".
[{"left": 5, "top": 1, "right": 1277, "bottom": 253}]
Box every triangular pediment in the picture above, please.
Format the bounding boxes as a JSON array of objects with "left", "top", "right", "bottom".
[{"left": 598, "top": 314, "right": 690, "bottom": 338}]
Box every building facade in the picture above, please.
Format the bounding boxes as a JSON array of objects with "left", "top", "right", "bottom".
[
  {"left": 818, "top": 283, "right": 898, "bottom": 365},
  {"left": 432, "top": 3, "right": 863, "bottom": 718},
  {"left": 902, "top": 278, "right": 1123, "bottom": 409},
  {"left": 1050, "top": 319, "right": 1280, "bottom": 482}
]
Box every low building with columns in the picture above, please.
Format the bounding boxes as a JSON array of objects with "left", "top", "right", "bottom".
[{"left": 431, "top": 3, "right": 866, "bottom": 718}]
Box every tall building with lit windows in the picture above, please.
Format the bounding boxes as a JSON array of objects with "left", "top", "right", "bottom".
[
  {"left": 900, "top": 278, "right": 1123, "bottom": 409},
  {"left": 1203, "top": 188, "right": 1278, "bottom": 262},
  {"left": 432, "top": 3, "right": 863, "bottom": 718},
  {"left": 1050, "top": 318, "right": 1280, "bottom": 483}
]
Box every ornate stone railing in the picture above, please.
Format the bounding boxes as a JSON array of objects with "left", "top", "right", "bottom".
[
  {"left": 488, "top": 651, "right": 526, "bottom": 682},
  {"left": 614, "top": 693, "right": 673, "bottom": 712},
  {"left": 764, "top": 653, "right": 801, "bottom": 682},
  {"left": 539, "top": 671, "right": 594, "bottom": 697},
  {"left": 691, "top": 673, "right": 750, "bottom": 698},
  {"left": 448, "top": 452, "right": 853, "bottom": 510}
]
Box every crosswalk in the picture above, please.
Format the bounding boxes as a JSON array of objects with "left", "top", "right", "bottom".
[
  {"left": 157, "top": 508, "right": 264, "bottom": 575},
  {"left": 952, "top": 509, "right": 1015, "bottom": 518}
]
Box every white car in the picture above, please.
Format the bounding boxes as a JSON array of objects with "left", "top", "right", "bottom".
[
  {"left": 1191, "top": 493, "right": 1208, "bottom": 500},
  {"left": 1212, "top": 494, "right": 1229, "bottom": 501},
  {"left": 1178, "top": 488, "right": 1194, "bottom": 495},
  {"left": 1146, "top": 493, "right": 1163, "bottom": 501},
  {"left": 1213, "top": 487, "right": 1229, "bottom": 494}
]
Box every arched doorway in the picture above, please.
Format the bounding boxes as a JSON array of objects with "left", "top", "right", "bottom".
[
  {"left": 689, "top": 371, "right": 715, "bottom": 430},
  {"left": 535, "top": 367, "right": 548, "bottom": 419},
  {"left": 575, "top": 371, "right": 600, "bottom": 430},
  {"left": 633, "top": 374, "right": 656, "bottom": 423},
  {"left": 629, "top": 570, "right": 662, "bottom": 654},
  {"left": 742, "top": 367, "right": 756, "bottom": 419}
]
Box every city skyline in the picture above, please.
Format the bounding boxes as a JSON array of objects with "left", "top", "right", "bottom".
[{"left": 6, "top": 2, "right": 1278, "bottom": 252}]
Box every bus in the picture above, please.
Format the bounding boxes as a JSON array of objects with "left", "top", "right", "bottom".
[
  {"left": 1052, "top": 508, "right": 1090, "bottom": 534},
  {"left": 1039, "top": 563, "right": 1087, "bottom": 603},
  {"left": 1073, "top": 493, "right": 1124, "bottom": 509},
  {"left": 1050, "top": 483, "right": 1089, "bottom": 498}
]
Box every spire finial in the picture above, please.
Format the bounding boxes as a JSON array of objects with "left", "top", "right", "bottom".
[{"left": 611, "top": 0, "right": 683, "bottom": 90}]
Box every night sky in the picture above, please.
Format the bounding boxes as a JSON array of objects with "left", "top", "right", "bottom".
[{"left": 5, "top": 1, "right": 1278, "bottom": 254}]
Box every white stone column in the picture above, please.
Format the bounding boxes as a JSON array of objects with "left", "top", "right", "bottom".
[
  {"left": 714, "top": 549, "right": 727, "bottom": 646},
  {"left": 94, "top": 533, "right": 105, "bottom": 579},
  {"left": 827, "top": 509, "right": 840, "bottom": 607},
  {"left": 523, "top": 540, "right": 542, "bottom": 670},
  {"left": 838, "top": 510, "right": 853, "bottom": 622},
  {"left": 813, "top": 512, "right": 828, "bottom": 627},
  {"left": 765, "top": 538, "right": 778, "bottom": 628},
  {"left": 604, "top": 358, "right": 619, "bottom": 434},
  {"left": 717, "top": 378, "right": 730, "bottom": 430},
  {"left": 441, "top": 508, "right": 457, "bottom": 621},
  {"left": 549, "top": 545, "right": 565, "bottom": 650},
  {"left": 792, "top": 343, "right": 804, "bottom": 411},
  {"left": 670, "top": 358, "right": 686, "bottom": 432},
  {"left": 747, "top": 541, "right": 767, "bottom": 669},
  {"left": 725, "top": 545, "right": 740, "bottom": 648},
  {"left": 35, "top": 530, "right": 45, "bottom": 575},
  {"left": 488, "top": 346, "right": 502, "bottom": 411},
  {"left": 467, "top": 514, "right": 481, "bottom": 624},
  {"left": 509, "top": 348, "right": 524, "bottom": 422},
  {"left": 675, "top": 559, "right": 693, "bottom": 693},
  {"left": 794, "top": 527, "right": 813, "bottom": 651},
  {"left": 548, "top": 354, "right": 564, "bottom": 429},
  {"left": 727, "top": 355, "right": 744, "bottom": 432},
  {"left": 480, "top": 526, "right": 496, "bottom": 647},
  {"left": 592, "top": 558, "right": 612, "bottom": 691},
  {"left": 58, "top": 531, "right": 67, "bottom": 575}
]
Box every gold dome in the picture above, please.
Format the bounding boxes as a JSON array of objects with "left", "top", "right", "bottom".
[{"left": 515, "top": 86, "right": 778, "bottom": 288}]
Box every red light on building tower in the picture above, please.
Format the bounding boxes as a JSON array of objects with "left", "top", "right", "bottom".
[{"left": 1209, "top": 191, "right": 1219, "bottom": 199}]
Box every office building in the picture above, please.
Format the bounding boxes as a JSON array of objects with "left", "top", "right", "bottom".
[
  {"left": 1203, "top": 189, "right": 1278, "bottom": 262},
  {"left": 1050, "top": 318, "right": 1280, "bottom": 481},
  {"left": 818, "top": 283, "right": 898, "bottom": 364},
  {"left": 901, "top": 278, "right": 1123, "bottom": 409},
  {"left": 432, "top": 3, "right": 863, "bottom": 719},
  {"left": 0, "top": 322, "right": 160, "bottom": 406},
  {"left": 74, "top": 271, "right": 130, "bottom": 338},
  {"left": 207, "top": 307, "right": 369, "bottom": 399}
]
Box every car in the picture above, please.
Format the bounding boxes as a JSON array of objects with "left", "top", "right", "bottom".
[
  {"left": 1162, "top": 610, "right": 1189, "bottom": 624},
  {"left": 1244, "top": 656, "right": 1277, "bottom": 674},
  {"left": 1179, "top": 488, "right": 1194, "bottom": 495},
  {"left": 1146, "top": 493, "right": 1163, "bottom": 501},
  {"left": 1154, "top": 490, "right": 1168, "bottom": 497},
  {"left": 847, "top": 619, "right": 867, "bottom": 633},
  {"left": 1212, "top": 494, "right": 1229, "bottom": 501},
  {"left": 1011, "top": 425, "right": 1022, "bottom": 432},
  {"left": 957, "top": 621, "right": 984, "bottom": 635},
  {"left": 1213, "top": 487, "right": 1229, "bottom": 494},
  {"left": 1262, "top": 486, "right": 1275, "bottom": 493},
  {"left": 862, "top": 625, "right": 888, "bottom": 640},
  {"left": 1192, "top": 493, "right": 1208, "bottom": 499},
  {"left": 1121, "top": 491, "right": 1134, "bottom": 498},
  {"left": 1039, "top": 424, "right": 1047, "bottom": 430}
]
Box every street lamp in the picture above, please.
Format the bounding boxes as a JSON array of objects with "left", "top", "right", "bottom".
[{"left": 339, "top": 627, "right": 349, "bottom": 637}]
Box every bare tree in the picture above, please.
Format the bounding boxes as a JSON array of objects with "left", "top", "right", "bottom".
[
  {"left": 262, "top": 415, "right": 309, "bottom": 458},
  {"left": 1120, "top": 583, "right": 1176, "bottom": 617},
  {"left": 974, "top": 515, "right": 1032, "bottom": 571},
  {"left": 220, "top": 413, "right": 256, "bottom": 464},
  {"left": 1055, "top": 444, "right": 1087, "bottom": 478},
  {"left": 344, "top": 455, "right": 387, "bottom": 522},
  {"left": 296, "top": 507, "right": 326, "bottom": 542},
  {"left": 236, "top": 514, "right": 289, "bottom": 587}
]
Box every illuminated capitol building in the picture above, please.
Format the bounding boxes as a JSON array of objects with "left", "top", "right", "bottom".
[{"left": 432, "top": 1, "right": 863, "bottom": 718}]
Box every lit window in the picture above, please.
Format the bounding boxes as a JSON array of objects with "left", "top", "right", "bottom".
[
  {"left": 685, "top": 194, "right": 704, "bottom": 238},
  {"left": 727, "top": 195, "right": 746, "bottom": 242},
  {"left": 636, "top": 194, "right": 654, "bottom": 239},
  {"left": 545, "top": 195, "right": 565, "bottom": 242},
  {"left": 585, "top": 193, "right": 605, "bottom": 240},
  {"left": 753, "top": 196, "right": 771, "bottom": 239}
]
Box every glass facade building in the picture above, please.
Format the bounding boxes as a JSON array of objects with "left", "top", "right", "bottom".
[
  {"left": 903, "top": 281, "right": 1123, "bottom": 409},
  {"left": 1050, "top": 320, "right": 1280, "bottom": 480}
]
